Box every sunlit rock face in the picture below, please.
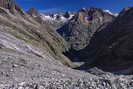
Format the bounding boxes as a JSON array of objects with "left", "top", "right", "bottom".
[
  {"left": 57, "top": 8, "right": 115, "bottom": 51},
  {"left": 0, "top": 0, "right": 12, "bottom": 8},
  {"left": 0, "top": 0, "right": 15, "bottom": 11},
  {"left": 0, "top": 0, "right": 24, "bottom": 15}
]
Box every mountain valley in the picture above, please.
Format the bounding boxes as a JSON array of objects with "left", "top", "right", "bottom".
[{"left": 0, "top": 0, "right": 133, "bottom": 89}]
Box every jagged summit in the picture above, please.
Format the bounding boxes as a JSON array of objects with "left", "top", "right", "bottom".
[
  {"left": 79, "top": 8, "right": 118, "bottom": 18},
  {"left": 26, "top": 8, "right": 75, "bottom": 29},
  {"left": 27, "top": 8, "right": 40, "bottom": 17},
  {"left": 103, "top": 10, "right": 118, "bottom": 17},
  {"left": 0, "top": 0, "right": 24, "bottom": 14},
  {"left": 57, "top": 7, "right": 115, "bottom": 51},
  {"left": 0, "top": 0, "right": 13, "bottom": 8},
  {"left": 76, "top": 6, "right": 133, "bottom": 74},
  {"left": 0, "top": 0, "right": 16, "bottom": 11}
]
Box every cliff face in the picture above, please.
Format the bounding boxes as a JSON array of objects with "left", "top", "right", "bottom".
[
  {"left": 0, "top": 0, "right": 24, "bottom": 14},
  {"left": 57, "top": 8, "right": 115, "bottom": 51},
  {"left": 0, "top": 0, "right": 16, "bottom": 12},
  {"left": 78, "top": 7, "right": 133, "bottom": 75},
  {"left": 0, "top": 0, "right": 78, "bottom": 86},
  {"left": 0, "top": 0, "right": 12, "bottom": 8}
]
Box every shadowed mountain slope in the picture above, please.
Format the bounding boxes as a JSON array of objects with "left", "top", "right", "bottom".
[
  {"left": 57, "top": 8, "right": 115, "bottom": 51},
  {"left": 78, "top": 7, "right": 133, "bottom": 75}
]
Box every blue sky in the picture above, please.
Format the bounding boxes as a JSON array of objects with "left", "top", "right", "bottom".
[{"left": 16, "top": 0, "right": 133, "bottom": 13}]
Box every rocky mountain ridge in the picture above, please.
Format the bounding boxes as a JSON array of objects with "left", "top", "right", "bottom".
[
  {"left": 80, "top": 7, "right": 133, "bottom": 75},
  {"left": 57, "top": 8, "right": 115, "bottom": 51},
  {"left": 27, "top": 8, "right": 118, "bottom": 30},
  {"left": 27, "top": 8, "right": 75, "bottom": 29}
]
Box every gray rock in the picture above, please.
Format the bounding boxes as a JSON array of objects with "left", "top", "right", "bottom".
[
  {"left": 57, "top": 8, "right": 115, "bottom": 51},
  {"left": 79, "top": 7, "right": 133, "bottom": 75}
]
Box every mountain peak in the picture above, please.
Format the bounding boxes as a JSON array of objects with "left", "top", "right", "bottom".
[
  {"left": 103, "top": 10, "right": 118, "bottom": 17},
  {"left": 0, "top": 0, "right": 14, "bottom": 9},
  {"left": 0, "top": 0, "right": 24, "bottom": 14},
  {"left": 27, "top": 8, "right": 40, "bottom": 17}
]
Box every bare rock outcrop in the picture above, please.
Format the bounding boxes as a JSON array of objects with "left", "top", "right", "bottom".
[
  {"left": 57, "top": 8, "right": 115, "bottom": 51},
  {"left": 78, "top": 7, "right": 133, "bottom": 75},
  {"left": 0, "top": 0, "right": 24, "bottom": 14}
]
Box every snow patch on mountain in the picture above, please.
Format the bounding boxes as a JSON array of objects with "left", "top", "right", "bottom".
[
  {"left": 40, "top": 13, "right": 74, "bottom": 23},
  {"left": 104, "top": 10, "right": 118, "bottom": 17}
]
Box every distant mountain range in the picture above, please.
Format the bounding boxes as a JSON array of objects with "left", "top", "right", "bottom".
[{"left": 27, "top": 8, "right": 118, "bottom": 23}]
